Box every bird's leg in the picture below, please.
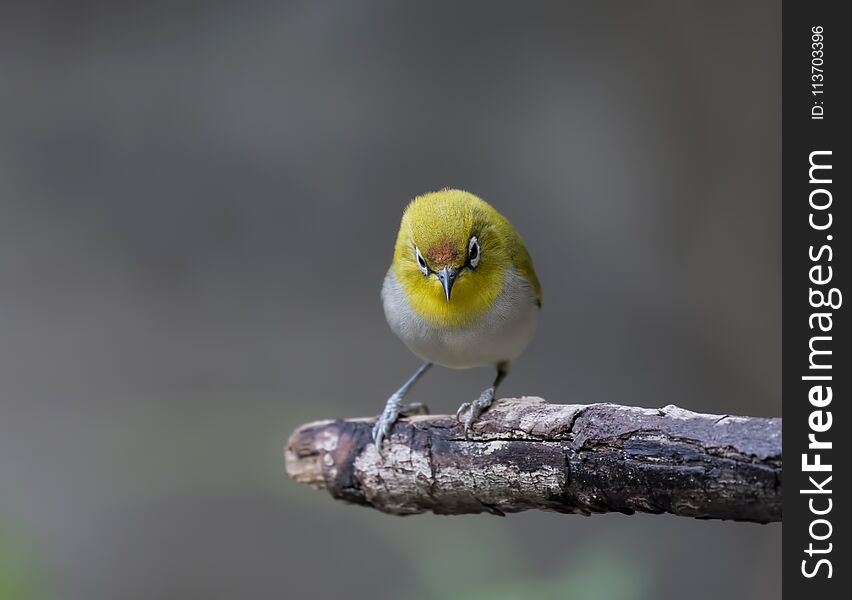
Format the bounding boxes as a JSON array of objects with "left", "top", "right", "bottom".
[
  {"left": 373, "top": 362, "right": 432, "bottom": 449},
  {"left": 456, "top": 362, "right": 509, "bottom": 438}
]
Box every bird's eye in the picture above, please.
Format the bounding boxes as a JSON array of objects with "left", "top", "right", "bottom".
[
  {"left": 468, "top": 236, "right": 480, "bottom": 269},
  {"left": 414, "top": 246, "right": 429, "bottom": 275}
]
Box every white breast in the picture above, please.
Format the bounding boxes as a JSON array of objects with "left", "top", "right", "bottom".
[{"left": 381, "top": 267, "right": 539, "bottom": 369}]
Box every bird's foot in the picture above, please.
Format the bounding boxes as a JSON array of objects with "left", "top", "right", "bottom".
[
  {"left": 372, "top": 396, "right": 429, "bottom": 450},
  {"left": 455, "top": 386, "right": 495, "bottom": 438}
]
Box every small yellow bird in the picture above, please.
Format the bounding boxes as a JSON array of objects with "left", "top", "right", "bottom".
[{"left": 374, "top": 189, "right": 542, "bottom": 447}]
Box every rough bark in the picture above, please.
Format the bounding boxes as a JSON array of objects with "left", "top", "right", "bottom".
[{"left": 285, "top": 398, "right": 782, "bottom": 523}]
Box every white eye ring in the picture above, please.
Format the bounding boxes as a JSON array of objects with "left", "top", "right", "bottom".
[
  {"left": 414, "top": 246, "right": 429, "bottom": 275},
  {"left": 468, "top": 236, "right": 480, "bottom": 269}
]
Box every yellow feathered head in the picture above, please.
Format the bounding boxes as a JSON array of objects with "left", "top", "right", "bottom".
[{"left": 391, "top": 189, "right": 538, "bottom": 326}]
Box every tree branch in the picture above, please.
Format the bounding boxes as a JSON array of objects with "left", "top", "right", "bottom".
[{"left": 285, "top": 398, "right": 782, "bottom": 523}]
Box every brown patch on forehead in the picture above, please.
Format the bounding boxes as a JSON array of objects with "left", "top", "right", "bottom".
[{"left": 427, "top": 240, "right": 461, "bottom": 267}]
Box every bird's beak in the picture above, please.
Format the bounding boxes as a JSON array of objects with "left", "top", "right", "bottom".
[{"left": 436, "top": 266, "right": 459, "bottom": 302}]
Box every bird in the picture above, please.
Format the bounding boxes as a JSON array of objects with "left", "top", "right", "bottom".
[{"left": 373, "top": 188, "right": 542, "bottom": 448}]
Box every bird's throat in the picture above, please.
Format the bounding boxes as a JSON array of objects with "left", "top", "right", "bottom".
[{"left": 395, "top": 265, "right": 505, "bottom": 327}]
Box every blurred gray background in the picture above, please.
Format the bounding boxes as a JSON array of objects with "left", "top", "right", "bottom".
[{"left": 1, "top": 1, "right": 780, "bottom": 599}]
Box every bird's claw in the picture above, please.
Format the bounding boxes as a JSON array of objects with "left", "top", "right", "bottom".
[
  {"left": 373, "top": 398, "right": 429, "bottom": 451},
  {"left": 455, "top": 387, "right": 495, "bottom": 439},
  {"left": 372, "top": 398, "right": 399, "bottom": 451}
]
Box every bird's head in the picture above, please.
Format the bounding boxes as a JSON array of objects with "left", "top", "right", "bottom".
[{"left": 391, "top": 189, "right": 511, "bottom": 326}]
